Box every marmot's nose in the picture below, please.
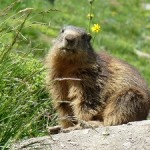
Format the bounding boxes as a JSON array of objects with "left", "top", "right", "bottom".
[{"left": 65, "top": 34, "right": 75, "bottom": 45}]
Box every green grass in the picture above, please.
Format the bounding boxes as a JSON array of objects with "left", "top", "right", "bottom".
[{"left": 0, "top": 0, "right": 150, "bottom": 149}]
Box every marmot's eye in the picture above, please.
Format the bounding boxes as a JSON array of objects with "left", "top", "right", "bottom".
[{"left": 81, "top": 34, "right": 86, "bottom": 40}]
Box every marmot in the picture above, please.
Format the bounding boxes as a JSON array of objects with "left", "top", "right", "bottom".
[{"left": 45, "top": 25, "right": 150, "bottom": 133}]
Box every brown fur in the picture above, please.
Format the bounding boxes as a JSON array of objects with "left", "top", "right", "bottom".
[{"left": 45, "top": 26, "right": 150, "bottom": 131}]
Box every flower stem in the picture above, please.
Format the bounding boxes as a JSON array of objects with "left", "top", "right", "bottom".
[
  {"left": 92, "top": 33, "right": 96, "bottom": 44},
  {"left": 88, "top": 2, "right": 93, "bottom": 33}
]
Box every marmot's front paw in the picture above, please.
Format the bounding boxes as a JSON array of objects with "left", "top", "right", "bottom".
[
  {"left": 47, "top": 125, "right": 62, "bottom": 134},
  {"left": 80, "top": 120, "right": 103, "bottom": 128},
  {"left": 61, "top": 124, "right": 82, "bottom": 133}
]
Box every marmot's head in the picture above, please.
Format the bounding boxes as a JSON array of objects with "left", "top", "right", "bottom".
[{"left": 52, "top": 26, "right": 93, "bottom": 57}]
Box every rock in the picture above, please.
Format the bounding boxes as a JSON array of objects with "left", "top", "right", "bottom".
[{"left": 12, "top": 120, "right": 150, "bottom": 150}]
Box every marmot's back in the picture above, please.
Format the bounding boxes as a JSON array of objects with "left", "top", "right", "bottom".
[
  {"left": 98, "top": 53, "right": 149, "bottom": 94},
  {"left": 45, "top": 25, "right": 150, "bottom": 132}
]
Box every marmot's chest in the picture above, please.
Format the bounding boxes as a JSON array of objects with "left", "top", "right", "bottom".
[{"left": 56, "top": 77, "right": 82, "bottom": 100}]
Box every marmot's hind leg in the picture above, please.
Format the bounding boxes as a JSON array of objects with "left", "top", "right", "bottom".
[{"left": 103, "top": 88, "right": 149, "bottom": 126}]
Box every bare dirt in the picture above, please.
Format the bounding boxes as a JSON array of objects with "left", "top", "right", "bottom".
[{"left": 11, "top": 120, "right": 150, "bottom": 150}]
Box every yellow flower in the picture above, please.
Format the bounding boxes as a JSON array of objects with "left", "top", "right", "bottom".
[
  {"left": 91, "top": 24, "right": 101, "bottom": 33},
  {"left": 87, "top": 13, "right": 94, "bottom": 19}
]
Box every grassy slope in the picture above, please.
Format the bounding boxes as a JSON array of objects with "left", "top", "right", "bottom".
[
  {"left": 0, "top": 0, "right": 150, "bottom": 148},
  {"left": 3, "top": 0, "right": 148, "bottom": 83}
]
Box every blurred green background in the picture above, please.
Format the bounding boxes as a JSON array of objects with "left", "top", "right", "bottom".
[{"left": 0, "top": 0, "right": 150, "bottom": 149}]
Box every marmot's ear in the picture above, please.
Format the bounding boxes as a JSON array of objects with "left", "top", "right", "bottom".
[
  {"left": 60, "top": 27, "right": 65, "bottom": 33},
  {"left": 87, "top": 33, "right": 92, "bottom": 42}
]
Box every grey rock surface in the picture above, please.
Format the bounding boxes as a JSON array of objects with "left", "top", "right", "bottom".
[{"left": 12, "top": 120, "right": 150, "bottom": 150}]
